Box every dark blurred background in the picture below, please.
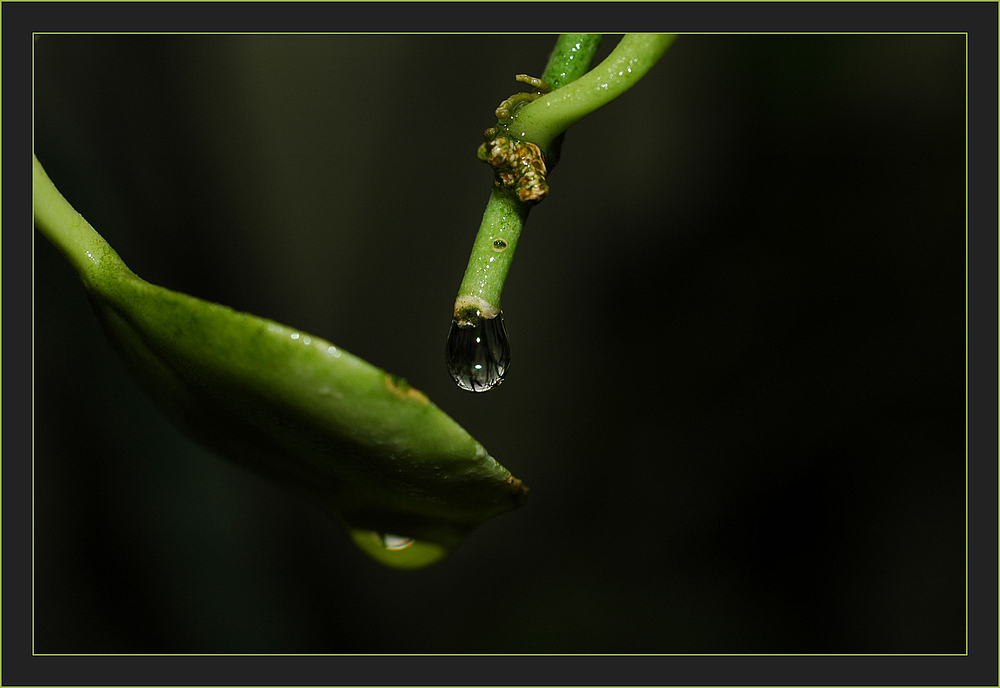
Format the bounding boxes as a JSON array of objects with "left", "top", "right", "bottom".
[{"left": 32, "top": 34, "right": 965, "bottom": 653}]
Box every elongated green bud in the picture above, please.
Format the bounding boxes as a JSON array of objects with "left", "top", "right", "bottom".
[{"left": 34, "top": 155, "right": 527, "bottom": 569}]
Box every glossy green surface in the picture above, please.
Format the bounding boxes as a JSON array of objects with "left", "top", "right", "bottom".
[
  {"left": 518, "top": 34, "right": 678, "bottom": 152},
  {"left": 456, "top": 34, "right": 677, "bottom": 317},
  {"left": 541, "top": 34, "right": 603, "bottom": 90},
  {"left": 456, "top": 186, "right": 530, "bottom": 312},
  {"left": 33, "top": 155, "right": 527, "bottom": 569}
]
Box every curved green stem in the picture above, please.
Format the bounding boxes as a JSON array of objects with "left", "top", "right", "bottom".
[
  {"left": 516, "top": 33, "right": 677, "bottom": 154},
  {"left": 33, "top": 155, "right": 133, "bottom": 286},
  {"left": 453, "top": 33, "right": 676, "bottom": 320},
  {"left": 452, "top": 34, "right": 601, "bottom": 321},
  {"left": 541, "top": 34, "right": 604, "bottom": 90}
]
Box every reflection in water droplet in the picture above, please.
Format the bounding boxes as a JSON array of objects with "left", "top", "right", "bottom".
[
  {"left": 492, "top": 239, "right": 508, "bottom": 251},
  {"left": 348, "top": 529, "right": 450, "bottom": 569},
  {"left": 445, "top": 313, "right": 511, "bottom": 392},
  {"left": 380, "top": 533, "right": 414, "bottom": 550}
]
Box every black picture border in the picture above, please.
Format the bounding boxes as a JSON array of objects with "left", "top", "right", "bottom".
[{"left": 6, "top": 2, "right": 996, "bottom": 686}]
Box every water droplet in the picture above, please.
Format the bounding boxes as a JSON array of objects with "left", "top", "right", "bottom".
[
  {"left": 493, "top": 239, "right": 508, "bottom": 251},
  {"left": 445, "top": 313, "right": 511, "bottom": 392},
  {"left": 380, "top": 533, "right": 414, "bottom": 550},
  {"left": 348, "top": 529, "right": 449, "bottom": 569}
]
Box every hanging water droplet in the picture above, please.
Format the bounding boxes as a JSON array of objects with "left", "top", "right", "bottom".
[
  {"left": 379, "top": 533, "right": 414, "bottom": 550},
  {"left": 445, "top": 313, "right": 511, "bottom": 392},
  {"left": 348, "top": 529, "right": 449, "bottom": 569}
]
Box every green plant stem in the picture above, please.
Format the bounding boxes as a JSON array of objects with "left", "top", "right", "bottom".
[
  {"left": 453, "top": 34, "right": 676, "bottom": 322},
  {"left": 541, "top": 34, "right": 604, "bottom": 90},
  {"left": 454, "top": 185, "right": 530, "bottom": 322},
  {"left": 33, "top": 156, "right": 132, "bottom": 286},
  {"left": 452, "top": 34, "right": 602, "bottom": 322},
  {"left": 517, "top": 33, "right": 678, "bottom": 153}
]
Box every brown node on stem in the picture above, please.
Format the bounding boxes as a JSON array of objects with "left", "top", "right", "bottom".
[
  {"left": 476, "top": 136, "right": 548, "bottom": 204},
  {"left": 476, "top": 73, "right": 553, "bottom": 204}
]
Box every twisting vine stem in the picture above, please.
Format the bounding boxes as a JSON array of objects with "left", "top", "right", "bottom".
[
  {"left": 446, "top": 34, "right": 677, "bottom": 393},
  {"left": 453, "top": 34, "right": 677, "bottom": 324}
]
